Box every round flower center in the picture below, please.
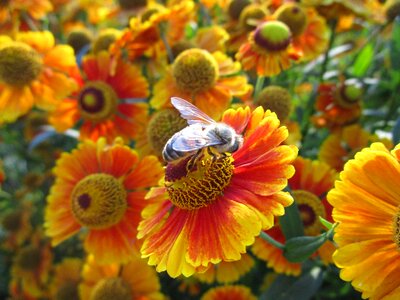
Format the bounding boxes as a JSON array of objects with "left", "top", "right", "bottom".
[
  {"left": 2, "top": 211, "right": 22, "bottom": 232},
  {"left": 254, "top": 21, "right": 292, "bottom": 51},
  {"left": 93, "top": 29, "right": 120, "bottom": 54},
  {"left": 78, "top": 81, "right": 119, "bottom": 123},
  {"left": 172, "top": 48, "right": 219, "bottom": 94},
  {"left": 55, "top": 281, "right": 79, "bottom": 300},
  {"left": 67, "top": 29, "right": 93, "bottom": 54},
  {"left": 147, "top": 108, "right": 187, "bottom": 156},
  {"left": 90, "top": 277, "right": 132, "bottom": 300},
  {"left": 16, "top": 246, "right": 41, "bottom": 271},
  {"left": 71, "top": 174, "right": 127, "bottom": 229},
  {"left": 165, "top": 150, "right": 234, "bottom": 210},
  {"left": 118, "top": 0, "right": 147, "bottom": 10},
  {"left": 293, "top": 190, "right": 325, "bottom": 236},
  {"left": 276, "top": 3, "right": 307, "bottom": 37},
  {"left": 141, "top": 7, "right": 161, "bottom": 22},
  {"left": 228, "top": 0, "right": 251, "bottom": 20},
  {"left": 334, "top": 82, "right": 363, "bottom": 109},
  {"left": 239, "top": 5, "right": 267, "bottom": 31},
  {"left": 254, "top": 85, "right": 292, "bottom": 122},
  {"left": 0, "top": 44, "right": 43, "bottom": 86}
]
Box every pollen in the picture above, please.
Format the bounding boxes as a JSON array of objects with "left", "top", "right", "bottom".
[
  {"left": 0, "top": 43, "right": 43, "bottom": 86},
  {"left": 78, "top": 81, "right": 119, "bottom": 123},
  {"left": 147, "top": 108, "right": 187, "bottom": 156},
  {"left": 15, "top": 245, "right": 41, "bottom": 271},
  {"left": 91, "top": 277, "right": 132, "bottom": 300},
  {"left": 165, "top": 150, "right": 234, "bottom": 210},
  {"left": 172, "top": 48, "right": 219, "bottom": 94},
  {"left": 292, "top": 190, "right": 325, "bottom": 236},
  {"left": 254, "top": 21, "right": 292, "bottom": 51},
  {"left": 254, "top": 86, "right": 292, "bottom": 122},
  {"left": 71, "top": 174, "right": 127, "bottom": 229},
  {"left": 275, "top": 3, "right": 307, "bottom": 37}
]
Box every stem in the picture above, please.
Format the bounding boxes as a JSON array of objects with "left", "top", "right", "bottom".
[
  {"left": 159, "top": 23, "right": 174, "bottom": 63},
  {"left": 259, "top": 231, "right": 285, "bottom": 249},
  {"left": 254, "top": 76, "right": 265, "bottom": 98},
  {"left": 319, "top": 19, "right": 337, "bottom": 81}
]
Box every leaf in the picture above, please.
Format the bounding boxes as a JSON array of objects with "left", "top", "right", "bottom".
[
  {"left": 319, "top": 216, "right": 334, "bottom": 230},
  {"left": 280, "top": 201, "right": 304, "bottom": 240},
  {"left": 261, "top": 267, "right": 324, "bottom": 300},
  {"left": 352, "top": 43, "right": 373, "bottom": 77},
  {"left": 284, "top": 235, "right": 328, "bottom": 263}
]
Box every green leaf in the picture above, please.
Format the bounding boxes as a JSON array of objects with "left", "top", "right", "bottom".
[
  {"left": 260, "top": 267, "right": 324, "bottom": 300},
  {"left": 352, "top": 43, "right": 374, "bottom": 77},
  {"left": 284, "top": 235, "right": 328, "bottom": 263},
  {"left": 319, "top": 216, "right": 333, "bottom": 230},
  {"left": 390, "top": 17, "right": 400, "bottom": 70},
  {"left": 280, "top": 201, "right": 304, "bottom": 240}
]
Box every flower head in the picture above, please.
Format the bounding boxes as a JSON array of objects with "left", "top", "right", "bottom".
[
  {"left": 138, "top": 106, "right": 298, "bottom": 278},
  {"left": 48, "top": 258, "right": 82, "bottom": 300},
  {"left": 45, "top": 137, "right": 164, "bottom": 264},
  {"left": 201, "top": 285, "right": 257, "bottom": 300},
  {"left": 327, "top": 142, "right": 400, "bottom": 299}
]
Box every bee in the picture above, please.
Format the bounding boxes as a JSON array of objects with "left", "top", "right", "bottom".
[{"left": 162, "top": 97, "right": 244, "bottom": 163}]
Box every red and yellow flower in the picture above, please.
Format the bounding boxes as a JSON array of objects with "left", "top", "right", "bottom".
[
  {"left": 0, "top": 31, "right": 78, "bottom": 123},
  {"left": 252, "top": 157, "right": 337, "bottom": 275},
  {"left": 201, "top": 285, "right": 257, "bottom": 300},
  {"left": 44, "top": 137, "right": 164, "bottom": 264},
  {"left": 79, "top": 252, "right": 164, "bottom": 300},
  {"left": 328, "top": 142, "right": 400, "bottom": 299},
  {"left": 48, "top": 51, "right": 149, "bottom": 143},
  {"left": 138, "top": 106, "right": 298, "bottom": 278},
  {"left": 150, "top": 48, "right": 252, "bottom": 120}
]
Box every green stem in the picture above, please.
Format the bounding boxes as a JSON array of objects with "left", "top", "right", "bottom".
[
  {"left": 259, "top": 231, "right": 285, "bottom": 250},
  {"left": 159, "top": 23, "right": 174, "bottom": 63},
  {"left": 254, "top": 76, "right": 265, "bottom": 98}
]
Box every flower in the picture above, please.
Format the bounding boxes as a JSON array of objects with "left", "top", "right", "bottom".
[
  {"left": 44, "top": 137, "right": 164, "bottom": 264},
  {"left": 236, "top": 20, "right": 302, "bottom": 77},
  {"left": 48, "top": 51, "right": 149, "bottom": 143},
  {"left": 48, "top": 258, "right": 82, "bottom": 300},
  {"left": 0, "top": 0, "right": 53, "bottom": 27},
  {"left": 79, "top": 252, "right": 164, "bottom": 300},
  {"left": 254, "top": 85, "right": 292, "bottom": 122},
  {"left": 138, "top": 106, "right": 298, "bottom": 278},
  {"left": 0, "top": 31, "right": 78, "bottom": 123},
  {"left": 201, "top": 285, "right": 257, "bottom": 300},
  {"left": 252, "top": 157, "right": 337, "bottom": 275},
  {"left": 150, "top": 48, "right": 252, "bottom": 120},
  {"left": 327, "top": 142, "right": 400, "bottom": 299}
]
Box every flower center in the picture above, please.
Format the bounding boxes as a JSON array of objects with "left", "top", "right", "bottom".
[
  {"left": 228, "top": 0, "right": 251, "bottom": 20},
  {"left": 16, "top": 246, "right": 41, "bottom": 271},
  {"left": 55, "top": 281, "right": 80, "bottom": 300},
  {"left": 172, "top": 48, "right": 219, "bottom": 94},
  {"left": 147, "top": 108, "right": 187, "bottom": 156},
  {"left": 67, "top": 29, "right": 93, "bottom": 54},
  {"left": 254, "top": 21, "right": 292, "bottom": 51},
  {"left": 78, "top": 81, "right": 118, "bottom": 123},
  {"left": 118, "top": 0, "right": 147, "bottom": 10},
  {"left": 334, "top": 82, "right": 363, "bottom": 109},
  {"left": 165, "top": 150, "right": 234, "bottom": 210},
  {"left": 2, "top": 211, "right": 22, "bottom": 232},
  {"left": 71, "top": 174, "right": 127, "bottom": 229},
  {"left": 90, "top": 277, "right": 132, "bottom": 300},
  {"left": 93, "top": 29, "right": 121, "bottom": 54},
  {"left": 239, "top": 5, "right": 267, "bottom": 31},
  {"left": 0, "top": 44, "right": 43, "bottom": 86},
  {"left": 393, "top": 207, "right": 400, "bottom": 249},
  {"left": 293, "top": 190, "right": 325, "bottom": 236},
  {"left": 254, "top": 86, "right": 292, "bottom": 122},
  {"left": 276, "top": 3, "right": 307, "bottom": 37}
]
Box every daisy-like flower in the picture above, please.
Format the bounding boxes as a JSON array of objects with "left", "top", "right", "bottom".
[
  {"left": 327, "top": 142, "right": 400, "bottom": 299},
  {"left": 9, "top": 231, "right": 53, "bottom": 299},
  {"left": 48, "top": 258, "right": 82, "bottom": 300},
  {"left": 44, "top": 137, "right": 164, "bottom": 264},
  {"left": 48, "top": 51, "right": 149, "bottom": 143},
  {"left": 252, "top": 157, "right": 337, "bottom": 276},
  {"left": 236, "top": 20, "right": 302, "bottom": 77},
  {"left": 0, "top": 31, "right": 78, "bottom": 123},
  {"left": 138, "top": 106, "right": 298, "bottom": 278},
  {"left": 201, "top": 285, "right": 257, "bottom": 300},
  {"left": 194, "top": 253, "right": 255, "bottom": 284},
  {"left": 312, "top": 81, "right": 363, "bottom": 130},
  {"left": 0, "top": 0, "right": 53, "bottom": 27},
  {"left": 79, "top": 252, "right": 164, "bottom": 300},
  {"left": 274, "top": 3, "right": 329, "bottom": 61},
  {"left": 150, "top": 48, "right": 252, "bottom": 120},
  {"left": 319, "top": 124, "right": 393, "bottom": 171}
]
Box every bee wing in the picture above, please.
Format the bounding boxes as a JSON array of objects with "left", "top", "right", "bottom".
[
  {"left": 172, "top": 125, "right": 223, "bottom": 152},
  {"left": 171, "top": 97, "right": 216, "bottom": 126}
]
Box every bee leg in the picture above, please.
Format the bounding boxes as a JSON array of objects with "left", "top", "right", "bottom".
[
  {"left": 186, "top": 150, "right": 201, "bottom": 171},
  {"left": 207, "top": 147, "right": 219, "bottom": 163}
]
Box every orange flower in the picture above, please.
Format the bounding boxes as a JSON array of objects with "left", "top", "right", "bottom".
[
  {"left": 138, "top": 106, "right": 298, "bottom": 278},
  {"left": 327, "top": 142, "right": 400, "bottom": 299},
  {"left": 0, "top": 0, "right": 53, "bottom": 26},
  {"left": 48, "top": 51, "right": 149, "bottom": 143},
  {"left": 201, "top": 285, "right": 257, "bottom": 300},
  {"left": 79, "top": 252, "right": 164, "bottom": 300},
  {"left": 252, "top": 157, "right": 337, "bottom": 275},
  {"left": 44, "top": 137, "right": 164, "bottom": 264},
  {"left": 236, "top": 20, "right": 302, "bottom": 77},
  {"left": 0, "top": 31, "right": 78, "bottom": 123},
  {"left": 150, "top": 48, "right": 252, "bottom": 120},
  {"left": 48, "top": 258, "right": 82, "bottom": 300}
]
